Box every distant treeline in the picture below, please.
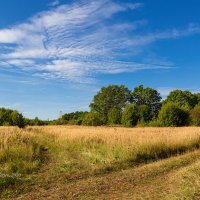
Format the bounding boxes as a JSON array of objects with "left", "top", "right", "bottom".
[{"left": 1, "top": 85, "right": 200, "bottom": 128}]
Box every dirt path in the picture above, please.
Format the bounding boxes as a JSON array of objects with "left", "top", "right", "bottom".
[{"left": 10, "top": 150, "right": 200, "bottom": 200}]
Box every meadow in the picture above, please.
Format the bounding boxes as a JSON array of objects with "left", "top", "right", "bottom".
[{"left": 1, "top": 126, "right": 200, "bottom": 199}]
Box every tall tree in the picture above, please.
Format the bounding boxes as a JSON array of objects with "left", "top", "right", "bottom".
[
  {"left": 90, "top": 85, "right": 131, "bottom": 121},
  {"left": 164, "top": 90, "right": 198, "bottom": 110},
  {"left": 132, "top": 85, "right": 162, "bottom": 119}
]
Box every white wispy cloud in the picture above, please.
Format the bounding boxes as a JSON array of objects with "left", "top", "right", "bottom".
[
  {"left": 49, "top": 0, "right": 60, "bottom": 7},
  {"left": 0, "top": 0, "right": 199, "bottom": 83}
]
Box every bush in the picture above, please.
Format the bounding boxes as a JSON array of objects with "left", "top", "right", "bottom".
[
  {"left": 158, "top": 103, "right": 189, "bottom": 127},
  {"left": 67, "top": 119, "right": 82, "bottom": 125},
  {"left": 82, "top": 112, "right": 105, "bottom": 126},
  {"left": 11, "top": 111, "right": 25, "bottom": 128},
  {"left": 147, "top": 120, "right": 161, "bottom": 127},
  {"left": 121, "top": 104, "right": 139, "bottom": 127},
  {"left": 163, "top": 90, "right": 198, "bottom": 110},
  {"left": 190, "top": 104, "right": 200, "bottom": 126},
  {"left": 107, "top": 108, "right": 121, "bottom": 125},
  {"left": 0, "top": 108, "right": 25, "bottom": 128},
  {"left": 138, "top": 105, "right": 151, "bottom": 123}
]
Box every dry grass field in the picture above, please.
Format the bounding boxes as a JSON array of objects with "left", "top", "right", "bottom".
[{"left": 1, "top": 126, "right": 200, "bottom": 199}]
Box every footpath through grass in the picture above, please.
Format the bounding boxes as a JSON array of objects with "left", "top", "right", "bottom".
[{"left": 1, "top": 126, "right": 200, "bottom": 199}]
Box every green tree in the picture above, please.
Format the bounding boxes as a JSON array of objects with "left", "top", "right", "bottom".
[
  {"left": 190, "top": 104, "right": 200, "bottom": 126},
  {"left": 90, "top": 85, "right": 131, "bottom": 122},
  {"left": 0, "top": 108, "right": 12, "bottom": 125},
  {"left": 164, "top": 90, "right": 198, "bottom": 110},
  {"left": 121, "top": 104, "right": 139, "bottom": 127},
  {"left": 194, "top": 93, "right": 200, "bottom": 104},
  {"left": 158, "top": 103, "right": 189, "bottom": 127},
  {"left": 132, "top": 85, "right": 161, "bottom": 119},
  {"left": 107, "top": 108, "right": 121, "bottom": 125},
  {"left": 62, "top": 111, "right": 88, "bottom": 125},
  {"left": 32, "top": 117, "right": 45, "bottom": 126},
  {"left": 82, "top": 112, "right": 105, "bottom": 126},
  {"left": 11, "top": 111, "right": 25, "bottom": 128},
  {"left": 138, "top": 105, "right": 151, "bottom": 123},
  {"left": 0, "top": 108, "right": 25, "bottom": 128}
]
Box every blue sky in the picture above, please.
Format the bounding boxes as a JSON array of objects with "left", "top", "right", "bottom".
[{"left": 0, "top": 0, "right": 200, "bottom": 119}]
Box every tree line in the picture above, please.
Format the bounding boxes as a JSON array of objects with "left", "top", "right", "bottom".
[{"left": 1, "top": 85, "right": 200, "bottom": 128}]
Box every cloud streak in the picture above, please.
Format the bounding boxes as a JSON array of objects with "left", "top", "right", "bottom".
[
  {"left": 49, "top": 0, "right": 60, "bottom": 7},
  {"left": 0, "top": 0, "right": 199, "bottom": 82}
]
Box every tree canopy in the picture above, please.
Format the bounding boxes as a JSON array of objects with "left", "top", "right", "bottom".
[
  {"left": 2, "top": 84, "right": 200, "bottom": 128},
  {"left": 132, "top": 85, "right": 162, "bottom": 119},
  {"left": 0, "top": 108, "right": 25, "bottom": 128},
  {"left": 163, "top": 90, "right": 198, "bottom": 110},
  {"left": 90, "top": 85, "right": 131, "bottom": 121},
  {"left": 158, "top": 103, "right": 189, "bottom": 127}
]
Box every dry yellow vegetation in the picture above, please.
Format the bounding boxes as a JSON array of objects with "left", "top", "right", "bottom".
[
  {"left": 1, "top": 126, "right": 200, "bottom": 199},
  {"left": 37, "top": 126, "right": 200, "bottom": 146}
]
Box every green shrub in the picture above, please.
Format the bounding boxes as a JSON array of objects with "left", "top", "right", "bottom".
[
  {"left": 0, "top": 108, "right": 25, "bottom": 128},
  {"left": 190, "top": 104, "right": 200, "bottom": 126},
  {"left": 163, "top": 90, "right": 198, "bottom": 110},
  {"left": 2, "top": 122, "right": 10, "bottom": 126},
  {"left": 68, "top": 119, "right": 82, "bottom": 125},
  {"left": 82, "top": 112, "right": 105, "bottom": 126},
  {"left": 121, "top": 104, "right": 139, "bottom": 127},
  {"left": 107, "top": 108, "right": 121, "bottom": 125},
  {"left": 11, "top": 111, "right": 25, "bottom": 128},
  {"left": 158, "top": 103, "right": 189, "bottom": 127},
  {"left": 138, "top": 105, "right": 151, "bottom": 123},
  {"left": 147, "top": 120, "right": 161, "bottom": 127}
]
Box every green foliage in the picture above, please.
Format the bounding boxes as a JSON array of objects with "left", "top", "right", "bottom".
[
  {"left": 194, "top": 93, "right": 200, "bottom": 103},
  {"left": 107, "top": 108, "right": 121, "bottom": 125},
  {"left": 147, "top": 119, "right": 162, "bottom": 127},
  {"left": 132, "top": 85, "right": 161, "bottom": 119},
  {"left": 67, "top": 119, "right": 82, "bottom": 125},
  {"left": 29, "top": 117, "right": 46, "bottom": 126},
  {"left": 62, "top": 111, "right": 87, "bottom": 122},
  {"left": 82, "top": 112, "right": 105, "bottom": 126},
  {"left": 90, "top": 85, "right": 131, "bottom": 122},
  {"left": 190, "top": 104, "right": 200, "bottom": 126},
  {"left": 158, "top": 103, "right": 189, "bottom": 127},
  {"left": 138, "top": 105, "right": 151, "bottom": 123},
  {"left": 48, "top": 111, "right": 89, "bottom": 125},
  {"left": 121, "top": 104, "right": 139, "bottom": 127},
  {"left": 0, "top": 108, "right": 25, "bottom": 128},
  {"left": 11, "top": 111, "right": 25, "bottom": 128},
  {"left": 163, "top": 90, "right": 198, "bottom": 110},
  {"left": 2, "top": 85, "right": 200, "bottom": 128}
]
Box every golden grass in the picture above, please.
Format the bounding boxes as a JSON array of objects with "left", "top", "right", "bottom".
[
  {"left": 0, "top": 127, "right": 44, "bottom": 187},
  {"left": 1, "top": 126, "right": 200, "bottom": 199},
  {"left": 35, "top": 126, "right": 200, "bottom": 144},
  {"left": 31, "top": 126, "right": 200, "bottom": 166}
]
